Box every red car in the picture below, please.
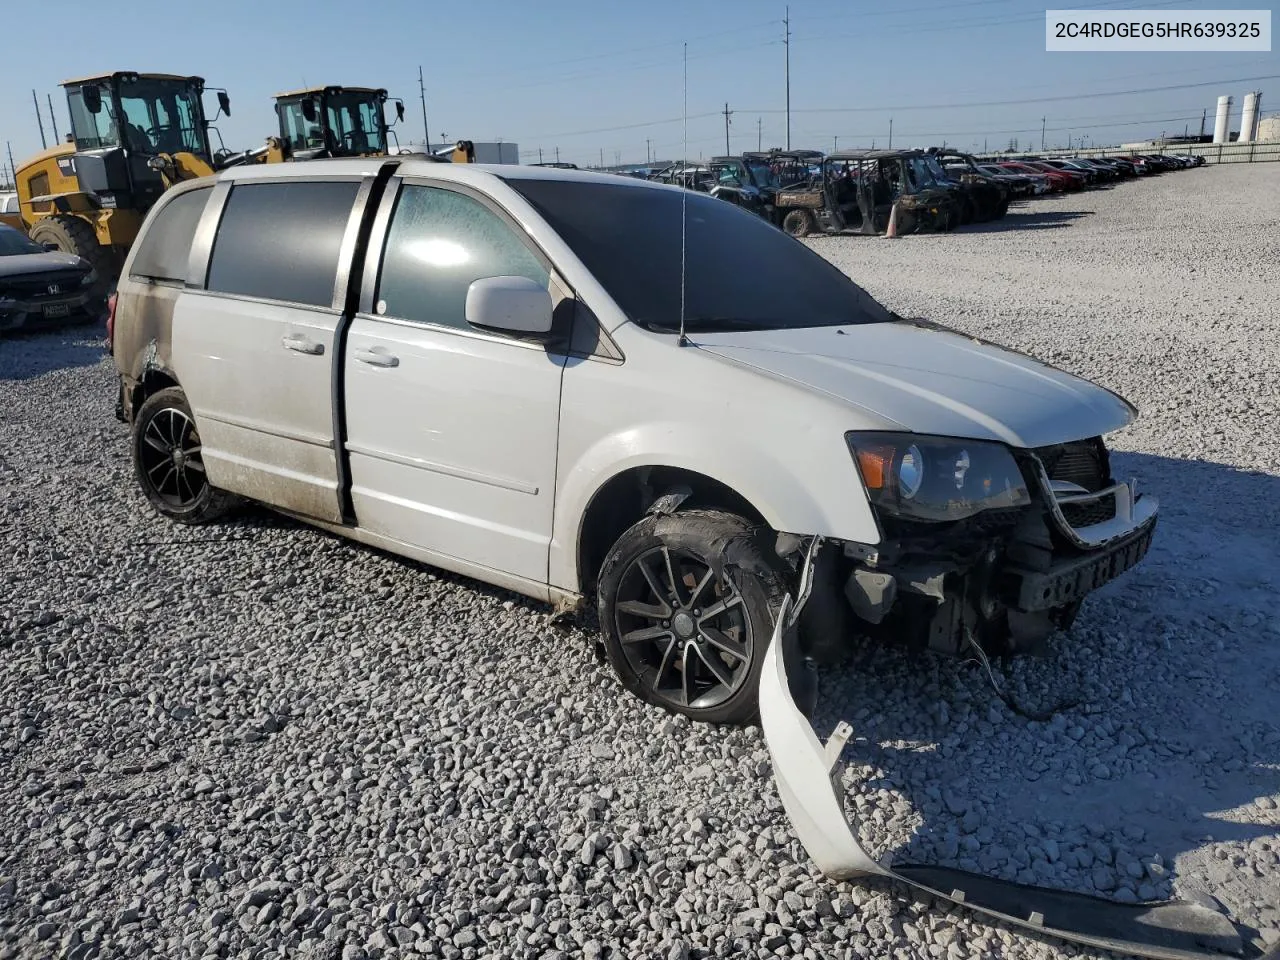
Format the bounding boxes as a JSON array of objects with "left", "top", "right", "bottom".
[{"left": 997, "top": 161, "right": 1081, "bottom": 192}]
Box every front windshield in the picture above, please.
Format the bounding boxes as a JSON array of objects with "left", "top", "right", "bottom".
[
  {"left": 505, "top": 178, "right": 893, "bottom": 332},
  {"left": 0, "top": 227, "right": 44, "bottom": 256},
  {"left": 116, "top": 79, "right": 206, "bottom": 155},
  {"left": 906, "top": 156, "right": 937, "bottom": 189},
  {"left": 325, "top": 94, "right": 386, "bottom": 154},
  {"left": 745, "top": 161, "right": 778, "bottom": 188},
  {"left": 924, "top": 156, "right": 950, "bottom": 180}
]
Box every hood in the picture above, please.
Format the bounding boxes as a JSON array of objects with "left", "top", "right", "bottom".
[
  {"left": 692, "top": 320, "right": 1136, "bottom": 449},
  {"left": 0, "top": 251, "right": 89, "bottom": 278}
]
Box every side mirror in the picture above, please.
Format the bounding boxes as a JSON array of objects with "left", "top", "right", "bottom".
[
  {"left": 301, "top": 98, "right": 318, "bottom": 123},
  {"left": 84, "top": 85, "right": 102, "bottom": 115},
  {"left": 465, "top": 276, "right": 553, "bottom": 337},
  {"left": 218, "top": 91, "right": 231, "bottom": 117},
  {"left": 395, "top": 100, "right": 405, "bottom": 123}
]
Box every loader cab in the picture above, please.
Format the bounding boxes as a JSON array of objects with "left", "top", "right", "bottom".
[
  {"left": 274, "top": 86, "right": 404, "bottom": 160},
  {"left": 61, "top": 72, "right": 217, "bottom": 212}
]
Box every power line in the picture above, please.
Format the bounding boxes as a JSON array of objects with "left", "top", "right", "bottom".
[{"left": 743, "top": 74, "right": 1280, "bottom": 115}]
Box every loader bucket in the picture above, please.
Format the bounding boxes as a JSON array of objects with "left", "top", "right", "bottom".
[{"left": 759, "top": 587, "right": 1252, "bottom": 960}]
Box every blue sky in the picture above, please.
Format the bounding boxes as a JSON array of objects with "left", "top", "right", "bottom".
[{"left": 1, "top": 0, "right": 1276, "bottom": 171}]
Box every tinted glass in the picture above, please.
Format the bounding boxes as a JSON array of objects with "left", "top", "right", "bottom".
[
  {"left": 377, "top": 184, "right": 548, "bottom": 330},
  {"left": 208, "top": 180, "right": 359, "bottom": 306},
  {"left": 0, "top": 225, "right": 43, "bottom": 256},
  {"left": 130, "top": 187, "right": 212, "bottom": 282},
  {"left": 504, "top": 178, "right": 891, "bottom": 333}
]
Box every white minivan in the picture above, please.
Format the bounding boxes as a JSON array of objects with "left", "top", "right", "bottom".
[{"left": 109, "top": 157, "right": 1157, "bottom": 724}]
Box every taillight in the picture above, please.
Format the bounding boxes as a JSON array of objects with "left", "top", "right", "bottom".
[{"left": 106, "top": 292, "right": 117, "bottom": 349}]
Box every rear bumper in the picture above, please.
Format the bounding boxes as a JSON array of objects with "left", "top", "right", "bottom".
[{"left": 759, "top": 582, "right": 1249, "bottom": 960}]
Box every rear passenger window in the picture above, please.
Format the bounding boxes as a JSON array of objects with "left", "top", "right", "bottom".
[
  {"left": 130, "top": 187, "right": 211, "bottom": 282},
  {"left": 376, "top": 185, "right": 548, "bottom": 331},
  {"left": 207, "top": 180, "right": 359, "bottom": 307}
]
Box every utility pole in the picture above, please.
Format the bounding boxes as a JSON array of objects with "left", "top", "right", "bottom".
[
  {"left": 555, "top": 146, "right": 561, "bottom": 163},
  {"left": 1199, "top": 108, "right": 1206, "bottom": 139},
  {"left": 757, "top": 117, "right": 762, "bottom": 150},
  {"left": 646, "top": 138, "right": 651, "bottom": 163},
  {"left": 1041, "top": 117, "right": 1046, "bottom": 151},
  {"left": 6, "top": 142, "right": 16, "bottom": 186},
  {"left": 32, "top": 90, "right": 47, "bottom": 150},
  {"left": 615, "top": 150, "right": 621, "bottom": 166},
  {"left": 783, "top": 5, "right": 792, "bottom": 149},
  {"left": 538, "top": 147, "right": 543, "bottom": 164},
  {"left": 599, "top": 147, "right": 604, "bottom": 169},
  {"left": 418, "top": 66, "right": 432, "bottom": 149},
  {"left": 722, "top": 102, "right": 733, "bottom": 156},
  {"left": 47, "top": 94, "right": 60, "bottom": 142},
  {"left": 888, "top": 117, "right": 893, "bottom": 149},
  {"left": 833, "top": 135, "right": 838, "bottom": 152}
]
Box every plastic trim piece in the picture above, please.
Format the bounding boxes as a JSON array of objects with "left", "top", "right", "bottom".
[{"left": 760, "top": 580, "right": 1250, "bottom": 960}]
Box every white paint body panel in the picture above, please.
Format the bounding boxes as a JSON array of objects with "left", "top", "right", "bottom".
[
  {"left": 691, "top": 323, "right": 1136, "bottom": 449},
  {"left": 162, "top": 159, "right": 1144, "bottom": 600},
  {"left": 172, "top": 292, "right": 344, "bottom": 523},
  {"left": 343, "top": 315, "right": 566, "bottom": 584}
]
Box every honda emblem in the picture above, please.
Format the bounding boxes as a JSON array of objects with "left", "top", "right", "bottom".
[{"left": 48, "top": 283, "right": 61, "bottom": 295}]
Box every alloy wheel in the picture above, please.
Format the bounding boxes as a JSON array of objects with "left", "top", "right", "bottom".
[
  {"left": 138, "top": 407, "right": 207, "bottom": 508},
  {"left": 613, "top": 545, "right": 754, "bottom": 710}
]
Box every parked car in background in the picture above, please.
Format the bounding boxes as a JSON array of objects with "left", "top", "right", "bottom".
[
  {"left": 997, "top": 161, "right": 1075, "bottom": 192},
  {"left": 1, "top": 223, "right": 105, "bottom": 334},
  {"left": 0, "top": 192, "right": 24, "bottom": 232},
  {"left": 978, "top": 163, "right": 1046, "bottom": 195}
]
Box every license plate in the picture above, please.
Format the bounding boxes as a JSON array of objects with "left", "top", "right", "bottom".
[{"left": 43, "top": 303, "right": 71, "bottom": 319}]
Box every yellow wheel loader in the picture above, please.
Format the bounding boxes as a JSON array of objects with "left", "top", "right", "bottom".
[
  {"left": 13, "top": 72, "right": 231, "bottom": 291},
  {"left": 256, "top": 85, "right": 476, "bottom": 164}
]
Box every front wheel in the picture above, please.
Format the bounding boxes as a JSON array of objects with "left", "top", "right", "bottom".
[
  {"left": 596, "top": 510, "right": 786, "bottom": 725},
  {"left": 131, "top": 387, "right": 236, "bottom": 524},
  {"left": 781, "top": 209, "right": 813, "bottom": 237}
]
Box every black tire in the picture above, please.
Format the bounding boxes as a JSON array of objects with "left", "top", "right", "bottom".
[
  {"left": 29, "top": 215, "right": 119, "bottom": 297},
  {"left": 597, "top": 509, "right": 787, "bottom": 725},
  {"left": 781, "top": 209, "right": 813, "bottom": 237},
  {"left": 131, "top": 387, "right": 235, "bottom": 524}
]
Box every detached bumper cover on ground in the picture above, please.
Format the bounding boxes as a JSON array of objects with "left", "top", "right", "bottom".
[{"left": 760, "top": 577, "right": 1253, "bottom": 960}]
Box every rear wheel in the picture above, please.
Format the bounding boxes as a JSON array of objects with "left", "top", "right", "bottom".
[
  {"left": 28, "top": 215, "right": 119, "bottom": 297},
  {"left": 597, "top": 510, "right": 786, "bottom": 725},
  {"left": 781, "top": 209, "right": 813, "bottom": 237},
  {"left": 132, "top": 387, "right": 235, "bottom": 524}
]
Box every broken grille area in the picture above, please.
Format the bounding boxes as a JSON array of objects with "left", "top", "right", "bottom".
[
  {"left": 1061, "top": 497, "right": 1118, "bottom": 528},
  {"left": 1034, "top": 438, "right": 1109, "bottom": 492}
]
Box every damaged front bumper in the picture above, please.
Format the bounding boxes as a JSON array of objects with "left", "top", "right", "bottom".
[{"left": 759, "top": 560, "right": 1258, "bottom": 960}]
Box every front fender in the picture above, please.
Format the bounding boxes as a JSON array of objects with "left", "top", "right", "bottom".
[{"left": 547, "top": 420, "right": 880, "bottom": 591}]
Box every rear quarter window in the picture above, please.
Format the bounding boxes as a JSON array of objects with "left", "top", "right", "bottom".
[
  {"left": 206, "top": 180, "right": 360, "bottom": 307},
  {"left": 129, "top": 186, "right": 212, "bottom": 282}
]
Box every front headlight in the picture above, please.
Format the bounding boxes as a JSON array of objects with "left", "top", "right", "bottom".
[
  {"left": 80, "top": 269, "right": 97, "bottom": 287},
  {"left": 847, "top": 432, "right": 1031, "bottom": 523}
]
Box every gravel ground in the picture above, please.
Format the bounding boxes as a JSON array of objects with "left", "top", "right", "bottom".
[{"left": 2, "top": 162, "right": 1278, "bottom": 960}]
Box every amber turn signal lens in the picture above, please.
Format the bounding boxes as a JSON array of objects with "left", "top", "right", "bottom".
[{"left": 855, "top": 444, "right": 895, "bottom": 490}]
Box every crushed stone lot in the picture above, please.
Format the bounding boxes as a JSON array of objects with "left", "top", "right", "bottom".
[{"left": 2, "top": 163, "right": 1278, "bottom": 960}]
